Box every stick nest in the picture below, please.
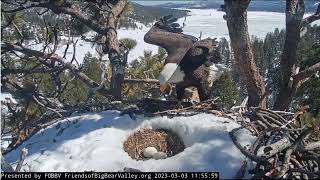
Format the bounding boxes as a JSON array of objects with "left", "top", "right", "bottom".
[{"left": 123, "top": 128, "right": 185, "bottom": 160}]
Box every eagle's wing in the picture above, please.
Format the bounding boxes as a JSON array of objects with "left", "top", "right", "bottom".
[
  {"left": 144, "top": 15, "right": 197, "bottom": 64},
  {"left": 188, "top": 38, "right": 217, "bottom": 57}
]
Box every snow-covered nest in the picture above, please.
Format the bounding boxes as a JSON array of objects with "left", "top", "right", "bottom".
[{"left": 5, "top": 111, "right": 256, "bottom": 179}]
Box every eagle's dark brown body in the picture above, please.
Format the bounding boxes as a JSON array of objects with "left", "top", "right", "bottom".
[
  {"left": 175, "top": 65, "right": 210, "bottom": 101},
  {"left": 144, "top": 16, "right": 221, "bottom": 101}
]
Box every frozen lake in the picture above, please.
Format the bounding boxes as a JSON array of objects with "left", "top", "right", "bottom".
[
  {"left": 177, "top": 9, "right": 287, "bottom": 40},
  {"left": 132, "top": 1, "right": 197, "bottom": 6}
]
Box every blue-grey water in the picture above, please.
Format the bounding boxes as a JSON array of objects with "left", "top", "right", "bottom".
[
  {"left": 132, "top": 1, "right": 197, "bottom": 6},
  {"left": 132, "top": 0, "right": 319, "bottom": 12}
]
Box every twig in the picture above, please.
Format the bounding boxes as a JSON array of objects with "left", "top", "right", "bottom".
[
  {"left": 153, "top": 105, "right": 195, "bottom": 115},
  {"left": 276, "top": 148, "right": 293, "bottom": 178},
  {"left": 229, "top": 127, "right": 268, "bottom": 164},
  {"left": 288, "top": 168, "right": 320, "bottom": 178},
  {"left": 233, "top": 161, "right": 247, "bottom": 179},
  {"left": 1, "top": 155, "right": 15, "bottom": 172},
  {"left": 15, "top": 148, "right": 28, "bottom": 172}
]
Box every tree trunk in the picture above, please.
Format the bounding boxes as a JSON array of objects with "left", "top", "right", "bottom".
[
  {"left": 110, "top": 54, "right": 125, "bottom": 100},
  {"left": 224, "top": 0, "right": 267, "bottom": 108},
  {"left": 273, "top": 0, "right": 304, "bottom": 110},
  {"left": 104, "top": 0, "right": 128, "bottom": 100}
]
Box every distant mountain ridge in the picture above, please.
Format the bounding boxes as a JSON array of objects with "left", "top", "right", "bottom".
[{"left": 128, "top": 2, "right": 189, "bottom": 26}]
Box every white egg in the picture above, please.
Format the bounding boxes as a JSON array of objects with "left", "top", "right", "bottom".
[
  {"left": 153, "top": 152, "right": 167, "bottom": 160},
  {"left": 143, "top": 147, "right": 158, "bottom": 158}
]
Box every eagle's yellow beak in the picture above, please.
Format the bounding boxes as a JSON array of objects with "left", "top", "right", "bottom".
[{"left": 160, "top": 84, "right": 170, "bottom": 94}]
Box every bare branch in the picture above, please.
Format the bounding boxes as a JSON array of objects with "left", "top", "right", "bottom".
[
  {"left": 45, "top": 5, "right": 109, "bottom": 34},
  {"left": 293, "top": 62, "right": 320, "bottom": 83},
  {"left": 2, "top": 43, "right": 112, "bottom": 98},
  {"left": 70, "top": 39, "right": 80, "bottom": 66},
  {"left": 257, "top": 133, "right": 292, "bottom": 158},
  {"left": 32, "top": 95, "right": 63, "bottom": 118},
  {"left": 229, "top": 127, "right": 268, "bottom": 164},
  {"left": 15, "top": 148, "right": 28, "bottom": 172},
  {"left": 2, "top": 67, "right": 63, "bottom": 75},
  {"left": 124, "top": 78, "right": 160, "bottom": 84},
  {"left": 276, "top": 148, "right": 293, "bottom": 177},
  {"left": 1, "top": 155, "right": 15, "bottom": 172},
  {"left": 1, "top": 13, "right": 15, "bottom": 31},
  {"left": 1, "top": 3, "right": 42, "bottom": 13},
  {"left": 301, "top": 3, "right": 320, "bottom": 27},
  {"left": 298, "top": 141, "right": 320, "bottom": 151}
]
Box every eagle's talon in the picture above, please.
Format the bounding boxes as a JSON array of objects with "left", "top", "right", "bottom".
[{"left": 145, "top": 15, "right": 221, "bottom": 104}]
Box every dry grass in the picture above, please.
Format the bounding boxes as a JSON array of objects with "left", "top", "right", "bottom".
[{"left": 123, "top": 128, "right": 185, "bottom": 160}]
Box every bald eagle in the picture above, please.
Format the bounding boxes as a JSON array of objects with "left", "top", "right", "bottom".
[{"left": 144, "top": 15, "right": 223, "bottom": 101}]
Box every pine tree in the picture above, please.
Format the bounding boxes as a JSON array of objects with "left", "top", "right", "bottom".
[
  {"left": 218, "top": 37, "right": 231, "bottom": 68},
  {"left": 211, "top": 72, "right": 240, "bottom": 108},
  {"left": 125, "top": 48, "right": 165, "bottom": 99}
]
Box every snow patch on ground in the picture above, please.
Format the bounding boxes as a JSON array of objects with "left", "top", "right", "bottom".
[
  {"left": 1, "top": 93, "right": 17, "bottom": 104},
  {"left": 5, "top": 111, "right": 255, "bottom": 178}
]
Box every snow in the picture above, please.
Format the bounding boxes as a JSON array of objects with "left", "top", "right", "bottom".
[
  {"left": 5, "top": 111, "right": 256, "bottom": 178},
  {"left": 21, "top": 9, "right": 319, "bottom": 65},
  {"left": 118, "top": 23, "right": 159, "bottom": 63},
  {"left": 1, "top": 93, "right": 17, "bottom": 104},
  {"left": 1, "top": 134, "right": 12, "bottom": 150},
  {"left": 24, "top": 23, "right": 159, "bottom": 65},
  {"left": 1, "top": 93, "right": 17, "bottom": 149},
  {"left": 178, "top": 9, "right": 319, "bottom": 40},
  {"left": 24, "top": 38, "right": 94, "bottom": 67}
]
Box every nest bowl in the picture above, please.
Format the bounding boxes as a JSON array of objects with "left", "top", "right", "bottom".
[{"left": 123, "top": 128, "right": 185, "bottom": 160}]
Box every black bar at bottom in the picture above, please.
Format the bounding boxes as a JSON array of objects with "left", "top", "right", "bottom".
[{"left": 1, "top": 172, "right": 219, "bottom": 179}]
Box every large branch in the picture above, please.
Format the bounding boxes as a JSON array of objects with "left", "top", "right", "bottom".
[
  {"left": 224, "top": 0, "right": 267, "bottom": 108},
  {"left": 39, "top": 2, "right": 109, "bottom": 34},
  {"left": 1, "top": 0, "right": 110, "bottom": 34},
  {"left": 1, "top": 2, "right": 42, "bottom": 13},
  {"left": 1, "top": 67, "right": 62, "bottom": 75},
  {"left": 273, "top": 0, "right": 306, "bottom": 110},
  {"left": 2, "top": 43, "right": 111, "bottom": 98},
  {"left": 293, "top": 62, "right": 320, "bottom": 82},
  {"left": 124, "top": 78, "right": 160, "bottom": 84},
  {"left": 301, "top": 3, "right": 320, "bottom": 27},
  {"left": 229, "top": 127, "right": 268, "bottom": 164},
  {"left": 113, "top": 0, "right": 129, "bottom": 18}
]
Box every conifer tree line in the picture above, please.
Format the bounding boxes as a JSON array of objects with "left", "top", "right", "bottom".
[
  {"left": 1, "top": 0, "right": 319, "bottom": 150},
  {"left": 224, "top": 0, "right": 320, "bottom": 110}
]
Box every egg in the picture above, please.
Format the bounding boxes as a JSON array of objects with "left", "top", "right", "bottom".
[
  {"left": 153, "top": 152, "right": 167, "bottom": 160},
  {"left": 143, "top": 147, "right": 158, "bottom": 158}
]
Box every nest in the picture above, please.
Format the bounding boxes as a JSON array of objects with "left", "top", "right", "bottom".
[{"left": 123, "top": 128, "right": 185, "bottom": 160}]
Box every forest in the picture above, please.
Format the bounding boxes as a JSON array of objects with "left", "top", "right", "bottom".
[{"left": 1, "top": 0, "right": 320, "bottom": 179}]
